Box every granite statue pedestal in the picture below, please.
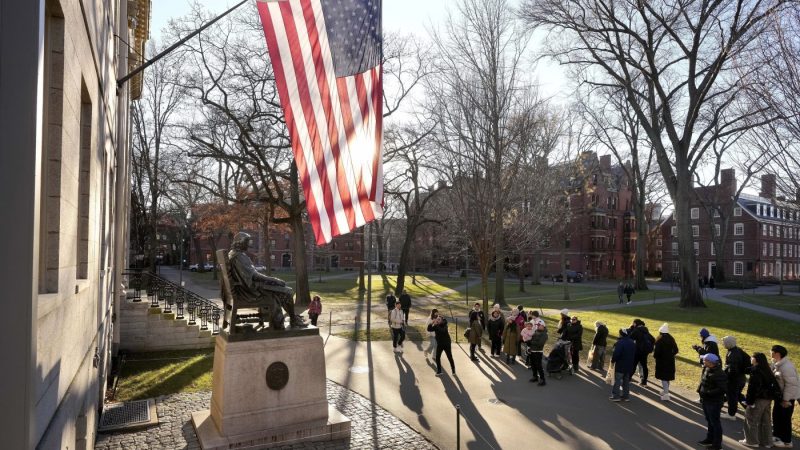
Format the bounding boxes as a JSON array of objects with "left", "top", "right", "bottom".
[{"left": 191, "top": 327, "right": 350, "bottom": 449}]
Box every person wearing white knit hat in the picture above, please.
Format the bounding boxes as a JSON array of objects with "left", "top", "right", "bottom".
[{"left": 653, "top": 323, "right": 679, "bottom": 401}]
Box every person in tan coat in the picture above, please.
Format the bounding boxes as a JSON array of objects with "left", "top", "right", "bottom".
[{"left": 502, "top": 317, "right": 520, "bottom": 364}]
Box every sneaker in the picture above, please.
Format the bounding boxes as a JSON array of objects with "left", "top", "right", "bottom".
[
  {"left": 722, "top": 414, "right": 737, "bottom": 421},
  {"left": 609, "top": 396, "right": 621, "bottom": 402},
  {"left": 621, "top": 397, "right": 631, "bottom": 402},
  {"left": 393, "top": 347, "right": 400, "bottom": 353},
  {"left": 452, "top": 371, "right": 457, "bottom": 376},
  {"left": 627, "top": 301, "right": 631, "bottom": 305},
  {"left": 661, "top": 393, "right": 671, "bottom": 402},
  {"left": 529, "top": 378, "right": 539, "bottom": 383},
  {"left": 538, "top": 380, "right": 546, "bottom": 386},
  {"left": 774, "top": 442, "right": 793, "bottom": 448},
  {"left": 738, "top": 440, "right": 759, "bottom": 448},
  {"left": 697, "top": 440, "right": 713, "bottom": 448},
  {"left": 435, "top": 372, "right": 443, "bottom": 377},
  {"left": 398, "top": 346, "right": 404, "bottom": 353}
]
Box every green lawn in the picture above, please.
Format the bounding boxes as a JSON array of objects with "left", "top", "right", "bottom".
[
  {"left": 114, "top": 349, "right": 213, "bottom": 401},
  {"left": 725, "top": 294, "right": 800, "bottom": 314}
]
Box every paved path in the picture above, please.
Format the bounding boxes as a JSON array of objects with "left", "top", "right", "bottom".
[
  {"left": 324, "top": 335, "right": 760, "bottom": 450},
  {"left": 95, "top": 380, "right": 436, "bottom": 450}
]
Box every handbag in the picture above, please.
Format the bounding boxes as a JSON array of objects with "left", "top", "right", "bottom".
[
  {"left": 587, "top": 346, "right": 596, "bottom": 365},
  {"left": 605, "top": 363, "right": 615, "bottom": 385},
  {"left": 464, "top": 329, "right": 470, "bottom": 339}
]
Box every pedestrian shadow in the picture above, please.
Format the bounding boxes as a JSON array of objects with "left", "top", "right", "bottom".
[
  {"left": 439, "top": 372, "right": 503, "bottom": 450},
  {"left": 395, "top": 354, "right": 430, "bottom": 431}
]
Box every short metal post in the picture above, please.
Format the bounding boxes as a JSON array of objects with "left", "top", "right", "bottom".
[
  {"left": 456, "top": 404, "right": 461, "bottom": 449},
  {"left": 329, "top": 310, "right": 332, "bottom": 335},
  {"left": 454, "top": 318, "right": 458, "bottom": 344}
]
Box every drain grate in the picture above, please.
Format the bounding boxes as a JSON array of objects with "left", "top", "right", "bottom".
[{"left": 98, "top": 399, "right": 158, "bottom": 432}]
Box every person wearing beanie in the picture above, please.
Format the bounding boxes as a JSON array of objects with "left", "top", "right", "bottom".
[
  {"left": 470, "top": 303, "right": 486, "bottom": 353},
  {"left": 486, "top": 308, "right": 505, "bottom": 357},
  {"left": 771, "top": 344, "right": 798, "bottom": 448},
  {"left": 697, "top": 353, "right": 728, "bottom": 450},
  {"left": 653, "top": 323, "right": 679, "bottom": 401},
  {"left": 610, "top": 328, "right": 636, "bottom": 402},
  {"left": 693, "top": 328, "right": 720, "bottom": 362},
  {"left": 721, "top": 335, "right": 751, "bottom": 421},
  {"left": 502, "top": 317, "right": 520, "bottom": 364},
  {"left": 590, "top": 321, "right": 609, "bottom": 372}
]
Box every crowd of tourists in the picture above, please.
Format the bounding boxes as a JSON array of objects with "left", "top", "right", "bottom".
[{"left": 378, "top": 292, "right": 797, "bottom": 449}]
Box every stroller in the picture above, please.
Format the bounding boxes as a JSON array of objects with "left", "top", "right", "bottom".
[{"left": 546, "top": 339, "right": 574, "bottom": 379}]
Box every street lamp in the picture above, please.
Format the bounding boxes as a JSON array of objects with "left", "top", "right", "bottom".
[{"left": 179, "top": 210, "right": 191, "bottom": 288}]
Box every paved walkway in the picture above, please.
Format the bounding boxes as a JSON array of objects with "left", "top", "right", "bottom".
[
  {"left": 324, "top": 335, "right": 762, "bottom": 450},
  {"left": 95, "top": 380, "right": 436, "bottom": 449}
]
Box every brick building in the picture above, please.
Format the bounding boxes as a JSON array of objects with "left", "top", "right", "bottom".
[
  {"left": 540, "top": 152, "right": 639, "bottom": 280},
  {"left": 659, "top": 172, "right": 800, "bottom": 282}
]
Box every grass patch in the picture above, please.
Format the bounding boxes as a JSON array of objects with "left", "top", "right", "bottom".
[
  {"left": 725, "top": 294, "right": 800, "bottom": 314},
  {"left": 574, "top": 300, "right": 800, "bottom": 432},
  {"left": 308, "top": 274, "right": 465, "bottom": 303},
  {"left": 114, "top": 349, "right": 213, "bottom": 402}
]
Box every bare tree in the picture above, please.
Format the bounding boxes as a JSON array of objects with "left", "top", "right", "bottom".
[
  {"left": 131, "top": 40, "right": 186, "bottom": 272},
  {"left": 520, "top": 0, "right": 789, "bottom": 306},
  {"left": 429, "top": 0, "right": 547, "bottom": 310}
]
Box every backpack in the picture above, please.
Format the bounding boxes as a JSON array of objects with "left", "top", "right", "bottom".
[
  {"left": 643, "top": 332, "right": 655, "bottom": 354},
  {"left": 739, "top": 349, "right": 752, "bottom": 374},
  {"left": 768, "top": 379, "right": 783, "bottom": 402}
]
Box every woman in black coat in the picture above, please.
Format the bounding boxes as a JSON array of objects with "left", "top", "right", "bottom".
[{"left": 652, "top": 323, "right": 679, "bottom": 401}]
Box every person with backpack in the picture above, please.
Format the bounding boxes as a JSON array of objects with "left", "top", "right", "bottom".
[
  {"left": 739, "top": 352, "right": 780, "bottom": 448},
  {"left": 398, "top": 290, "right": 412, "bottom": 325},
  {"left": 385, "top": 294, "right": 397, "bottom": 323},
  {"left": 653, "top": 323, "right": 679, "bottom": 401},
  {"left": 722, "top": 335, "right": 750, "bottom": 421},
  {"left": 487, "top": 307, "right": 505, "bottom": 357},
  {"left": 629, "top": 319, "right": 654, "bottom": 385}
]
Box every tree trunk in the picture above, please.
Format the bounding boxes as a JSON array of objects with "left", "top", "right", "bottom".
[
  {"left": 531, "top": 252, "right": 541, "bottom": 285},
  {"left": 376, "top": 221, "right": 385, "bottom": 274},
  {"left": 633, "top": 188, "right": 649, "bottom": 291},
  {"left": 713, "top": 218, "right": 730, "bottom": 284},
  {"left": 494, "top": 226, "right": 505, "bottom": 305},
  {"left": 674, "top": 176, "right": 705, "bottom": 307},
  {"left": 394, "top": 225, "right": 414, "bottom": 296},
  {"left": 561, "top": 246, "right": 570, "bottom": 300},
  {"left": 358, "top": 227, "right": 366, "bottom": 292},
  {"left": 289, "top": 162, "right": 310, "bottom": 308},
  {"left": 518, "top": 261, "right": 525, "bottom": 293}
]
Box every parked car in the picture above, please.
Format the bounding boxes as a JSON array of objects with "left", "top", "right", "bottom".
[
  {"left": 552, "top": 270, "right": 584, "bottom": 283},
  {"left": 189, "top": 263, "right": 215, "bottom": 272}
]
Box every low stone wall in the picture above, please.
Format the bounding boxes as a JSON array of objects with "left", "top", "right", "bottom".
[{"left": 119, "top": 297, "right": 215, "bottom": 352}]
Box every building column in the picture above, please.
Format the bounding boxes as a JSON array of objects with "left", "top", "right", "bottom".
[{"left": 0, "top": 0, "right": 45, "bottom": 447}]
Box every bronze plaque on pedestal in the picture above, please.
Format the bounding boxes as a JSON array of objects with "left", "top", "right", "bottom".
[{"left": 266, "top": 362, "right": 289, "bottom": 390}]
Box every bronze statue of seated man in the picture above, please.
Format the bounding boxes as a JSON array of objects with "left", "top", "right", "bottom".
[{"left": 227, "top": 232, "right": 307, "bottom": 330}]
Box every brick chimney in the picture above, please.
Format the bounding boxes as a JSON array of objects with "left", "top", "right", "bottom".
[
  {"left": 760, "top": 174, "right": 776, "bottom": 199},
  {"left": 600, "top": 154, "right": 611, "bottom": 171},
  {"left": 720, "top": 168, "right": 736, "bottom": 196}
]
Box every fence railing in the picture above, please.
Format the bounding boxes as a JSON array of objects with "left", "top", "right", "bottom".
[{"left": 124, "top": 268, "right": 222, "bottom": 335}]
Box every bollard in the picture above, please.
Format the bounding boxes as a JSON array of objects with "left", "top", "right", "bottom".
[
  {"left": 329, "top": 310, "right": 332, "bottom": 335},
  {"left": 456, "top": 404, "right": 461, "bottom": 450},
  {"left": 455, "top": 318, "right": 458, "bottom": 344}
]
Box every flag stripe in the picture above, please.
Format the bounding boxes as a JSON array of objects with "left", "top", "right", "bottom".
[
  {"left": 279, "top": 3, "right": 341, "bottom": 239},
  {"left": 258, "top": 0, "right": 383, "bottom": 244},
  {"left": 301, "top": 0, "right": 359, "bottom": 232},
  {"left": 258, "top": 2, "right": 327, "bottom": 244}
]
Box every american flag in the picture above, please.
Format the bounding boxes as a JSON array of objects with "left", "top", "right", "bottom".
[{"left": 257, "top": 0, "right": 383, "bottom": 245}]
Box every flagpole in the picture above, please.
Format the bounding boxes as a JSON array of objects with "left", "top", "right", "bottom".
[{"left": 118, "top": 0, "right": 250, "bottom": 88}]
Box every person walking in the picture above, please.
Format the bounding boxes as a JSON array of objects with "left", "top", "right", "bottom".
[
  {"left": 693, "top": 328, "right": 720, "bottom": 361},
  {"left": 697, "top": 353, "right": 728, "bottom": 450},
  {"left": 424, "top": 309, "right": 438, "bottom": 359},
  {"left": 624, "top": 283, "right": 635, "bottom": 304},
  {"left": 385, "top": 293, "right": 397, "bottom": 322},
  {"left": 427, "top": 314, "right": 456, "bottom": 377},
  {"left": 529, "top": 322, "right": 548, "bottom": 385},
  {"left": 771, "top": 344, "right": 799, "bottom": 448},
  {"left": 617, "top": 282, "right": 624, "bottom": 304},
  {"left": 628, "top": 319, "right": 654, "bottom": 385},
  {"left": 468, "top": 309, "right": 483, "bottom": 362},
  {"left": 722, "top": 335, "right": 751, "bottom": 421},
  {"left": 398, "top": 290, "right": 411, "bottom": 325},
  {"left": 590, "top": 320, "right": 609, "bottom": 372},
  {"left": 308, "top": 295, "right": 322, "bottom": 326},
  {"left": 487, "top": 308, "right": 504, "bottom": 357},
  {"left": 610, "top": 328, "right": 636, "bottom": 402},
  {"left": 389, "top": 301, "right": 405, "bottom": 353},
  {"left": 653, "top": 323, "right": 679, "bottom": 401},
  {"left": 739, "top": 352, "right": 779, "bottom": 448},
  {"left": 502, "top": 317, "right": 519, "bottom": 364}
]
